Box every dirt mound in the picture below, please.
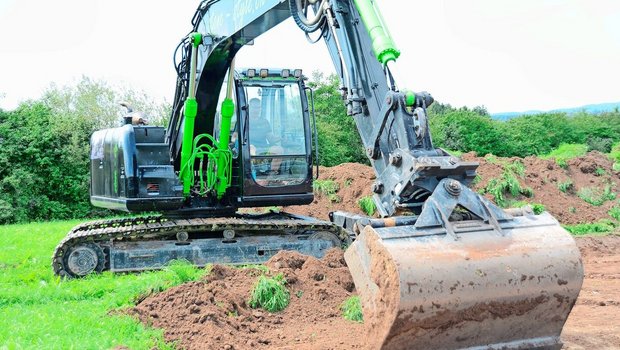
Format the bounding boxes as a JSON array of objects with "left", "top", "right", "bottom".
[
  {"left": 284, "top": 162, "right": 375, "bottom": 220},
  {"left": 129, "top": 249, "right": 364, "bottom": 350},
  {"left": 461, "top": 151, "right": 619, "bottom": 224}
]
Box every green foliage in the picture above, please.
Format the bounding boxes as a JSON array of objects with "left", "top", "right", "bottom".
[
  {"left": 563, "top": 220, "right": 617, "bottom": 235},
  {"left": 481, "top": 161, "right": 531, "bottom": 207},
  {"left": 541, "top": 143, "right": 587, "bottom": 165},
  {"left": 577, "top": 185, "right": 617, "bottom": 206},
  {"left": 0, "top": 77, "right": 170, "bottom": 224},
  {"left": 357, "top": 196, "right": 376, "bottom": 216},
  {"left": 609, "top": 206, "right": 620, "bottom": 221},
  {"left": 531, "top": 203, "right": 546, "bottom": 215},
  {"left": 340, "top": 296, "right": 363, "bottom": 323},
  {"left": 308, "top": 72, "right": 367, "bottom": 166},
  {"left": 557, "top": 180, "right": 574, "bottom": 193},
  {"left": 609, "top": 142, "right": 620, "bottom": 162},
  {"left": 0, "top": 220, "right": 207, "bottom": 349},
  {"left": 587, "top": 136, "right": 613, "bottom": 153},
  {"left": 595, "top": 167, "right": 606, "bottom": 176},
  {"left": 313, "top": 179, "right": 340, "bottom": 202},
  {"left": 248, "top": 274, "right": 290, "bottom": 312},
  {"left": 614, "top": 163, "right": 620, "bottom": 172}
]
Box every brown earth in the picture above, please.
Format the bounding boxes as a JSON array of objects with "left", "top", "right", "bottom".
[
  {"left": 461, "top": 151, "right": 619, "bottom": 224},
  {"left": 129, "top": 154, "right": 620, "bottom": 349},
  {"left": 129, "top": 235, "right": 620, "bottom": 350}
]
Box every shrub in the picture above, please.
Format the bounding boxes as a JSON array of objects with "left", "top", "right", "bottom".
[
  {"left": 563, "top": 220, "right": 616, "bottom": 235},
  {"left": 531, "top": 203, "right": 546, "bottom": 215},
  {"left": 541, "top": 143, "right": 587, "bottom": 166},
  {"left": 587, "top": 136, "right": 613, "bottom": 153},
  {"left": 481, "top": 161, "right": 531, "bottom": 207},
  {"left": 577, "top": 185, "right": 617, "bottom": 206},
  {"left": 313, "top": 179, "right": 340, "bottom": 202},
  {"left": 609, "top": 206, "right": 620, "bottom": 221},
  {"left": 358, "top": 196, "right": 376, "bottom": 216},
  {"left": 249, "top": 274, "right": 289, "bottom": 312},
  {"left": 340, "top": 296, "right": 363, "bottom": 323}
]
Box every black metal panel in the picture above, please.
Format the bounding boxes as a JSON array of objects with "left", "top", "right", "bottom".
[{"left": 90, "top": 125, "right": 183, "bottom": 212}]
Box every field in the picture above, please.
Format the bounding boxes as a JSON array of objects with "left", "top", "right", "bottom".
[{"left": 1, "top": 155, "right": 620, "bottom": 349}]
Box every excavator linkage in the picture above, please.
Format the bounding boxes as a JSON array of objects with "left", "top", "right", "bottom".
[{"left": 344, "top": 179, "right": 583, "bottom": 349}]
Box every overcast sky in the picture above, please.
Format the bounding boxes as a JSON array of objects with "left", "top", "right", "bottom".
[{"left": 1, "top": 0, "right": 619, "bottom": 113}]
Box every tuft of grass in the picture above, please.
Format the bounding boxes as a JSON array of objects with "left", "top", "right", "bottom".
[
  {"left": 609, "top": 206, "right": 620, "bottom": 221},
  {"left": 248, "top": 274, "right": 289, "bottom": 312},
  {"left": 595, "top": 167, "right": 606, "bottom": 176},
  {"left": 541, "top": 143, "right": 587, "bottom": 167},
  {"left": 608, "top": 142, "right": 620, "bottom": 162},
  {"left": 313, "top": 179, "right": 340, "bottom": 202},
  {"left": 563, "top": 220, "right": 617, "bottom": 236},
  {"left": 0, "top": 220, "right": 209, "bottom": 349},
  {"left": 613, "top": 163, "right": 620, "bottom": 172},
  {"left": 357, "top": 196, "right": 376, "bottom": 216},
  {"left": 577, "top": 185, "right": 617, "bottom": 206},
  {"left": 557, "top": 180, "right": 574, "bottom": 193},
  {"left": 531, "top": 203, "right": 546, "bottom": 215},
  {"left": 340, "top": 296, "right": 363, "bottom": 323},
  {"left": 481, "top": 161, "right": 532, "bottom": 208}
]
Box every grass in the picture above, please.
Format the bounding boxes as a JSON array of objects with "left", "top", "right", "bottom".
[
  {"left": 541, "top": 143, "right": 588, "bottom": 168},
  {"left": 357, "top": 196, "right": 376, "bottom": 216},
  {"left": 577, "top": 185, "right": 617, "bottom": 206},
  {"left": 0, "top": 220, "right": 208, "bottom": 349},
  {"left": 340, "top": 296, "right": 363, "bottom": 323},
  {"left": 481, "top": 160, "right": 533, "bottom": 208},
  {"left": 531, "top": 203, "right": 546, "bottom": 215},
  {"left": 563, "top": 219, "right": 618, "bottom": 236},
  {"left": 557, "top": 180, "right": 574, "bottom": 193},
  {"left": 313, "top": 179, "right": 340, "bottom": 203},
  {"left": 609, "top": 205, "right": 620, "bottom": 221},
  {"left": 248, "top": 273, "right": 289, "bottom": 312}
]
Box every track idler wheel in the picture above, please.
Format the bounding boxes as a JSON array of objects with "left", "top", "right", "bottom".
[{"left": 63, "top": 243, "right": 105, "bottom": 277}]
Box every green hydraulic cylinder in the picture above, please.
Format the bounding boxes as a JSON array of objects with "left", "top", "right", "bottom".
[
  {"left": 353, "top": 0, "right": 400, "bottom": 66},
  {"left": 214, "top": 59, "right": 236, "bottom": 199},
  {"left": 179, "top": 32, "right": 202, "bottom": 197}
]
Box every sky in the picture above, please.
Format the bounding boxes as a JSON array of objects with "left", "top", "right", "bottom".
[{"left": 0, "top": 0, "right": 619, "bottom": 113}]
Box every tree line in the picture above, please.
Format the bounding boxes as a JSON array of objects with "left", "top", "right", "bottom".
[{"left": 1, "top": 74, "right": 619, "bottom": 224}]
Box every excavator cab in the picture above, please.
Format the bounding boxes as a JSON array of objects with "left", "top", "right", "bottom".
[{"left": 219, "top": 68, "right": 316, "bottom": 208}]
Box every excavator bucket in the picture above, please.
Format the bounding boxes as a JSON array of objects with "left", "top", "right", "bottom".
[{"left": 344, "top": 179, "right": 583, "bottom": 350}]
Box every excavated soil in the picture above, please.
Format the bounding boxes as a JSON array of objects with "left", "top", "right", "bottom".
[
  {"left": 461, "top": 151, "right": 619, "bottom": 224},
  {"left": 129, "top": 154, "right": 620, "bottom": 349},
  {"left": 129, "top": 235, "right": 620, "bottom": 350}
]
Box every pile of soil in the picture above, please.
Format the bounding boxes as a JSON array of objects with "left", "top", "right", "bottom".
[
  {"left": 129, "top": 249, "right": 364, "bottom": 350},
  {"left": 284, "top": 163, "right": 375, "bottom": 220},
  {"left": 128, "top": 235, "right": 620, "bottom": 350},
  {"left": 461, "top": 151, "right": 619, "bottom": 224}
]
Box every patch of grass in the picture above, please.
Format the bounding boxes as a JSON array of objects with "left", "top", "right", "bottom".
[
  {"left": 340, "top": 296, "right": 363, "bottom": 323},
  {"left": 481, "top": 161, "right": 532, "bottom": 207},
  {"left": 595, "top": 167, "right": 606, "bottom": 176},
  {"left": 609, "top": 206, "right": 620, "bottom": 221},
  {"left": 344, "top": 178, "right": 353, "bottom": 187},
  {"left": 471, "top": 174, "right": 482, "bottom": 186},
  {"left": 577, "top": 185, "right": 617, "bottom": 206},
  {"left": 563, "top": 220, "right": 617, "bottom": 236},
  {"left": 608, "top": 142, "right": 620, "bottom": 162},
  {"left": 557, "top": 180, "right": 574, "bottom": 193},
  {"left": 248, "top": 274, "right": 289, "bottom": 312},
  {"left": 313, "top": 179, "right": 340, "bottom": 202},
  {"left": 357, "top": 196, "right": 376, "bottom": 216},
  {"left": 0, "top": 220, "right": 208, "bottom": 349},
  {"left": 531, "top": 203, "right": 546, "bottom": 215},
  {"left": 484, "top": 154, "right": 499, "bottom": 164},
  {"left": 613, "top": 163, "right": 620, "bottom": 172},
  {"left": 541, "top": 143, "right": 587, "bottom": 167}
]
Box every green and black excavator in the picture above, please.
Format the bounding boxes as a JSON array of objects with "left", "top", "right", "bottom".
[{"left": 53, "top": 1, "right": 584, "bottom": 348}]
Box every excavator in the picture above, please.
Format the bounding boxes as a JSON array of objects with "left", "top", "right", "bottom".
[{"left": 52, "top": 0, "right": 584, "bottom": 348}]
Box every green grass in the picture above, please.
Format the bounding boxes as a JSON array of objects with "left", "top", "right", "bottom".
[
  {"left": 609, "top": 142, "right": 620, "bottom": 162},
  {"left": 357, "top": 196, "right": 376, "bottom": 216},
  {"left": 609, "top": 205, "right": 620, "bottom": 221},
  {"left": 248, "top": 273, "right": 289, "bottom": 312},
  {"left": 340, "top": 296, "right": 363, "bottom": 323},
  {"left": 563, "top": 220, "right": 618, "bottom": 235},
  {"left": 313, "top": 179, "right": 340, "bottom": 202},
  {"left": 0, "top": 220, "right": 208, "bottom": 349},
  {"left": 557, "top": 180, "right": 574, "bottom": 193},
  {"left": 531, "top": 203, "right": 546, "bottom": 215},
  {"left": 541, "top": 143, "right": 587, "bottom": 167},
  {"left": 577, "top": 185, "right": 617, "bottom": 206},
  {"left": 481, "top": 160, "right": 532, "bottom": 208}
]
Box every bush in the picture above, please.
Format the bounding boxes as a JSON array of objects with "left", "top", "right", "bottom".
[
  {"left": 481, "top": 161, "right": 532, "bottom": 207},
  {"left": 557, "top": 180, "right": 574, "bottom": 193},
  {"left": 577, "top": 185, "right": 617, "bottom": 206},
  {"left": 313, "top": 179, "right": 340, "bottom": 202},
  {"left": 357, "top": 196, "right": 376, "bottom": 216},
  {"left": 249, "top": 274, "right": 290, "bottom": 312},
  {"left": 587, "top": 136, "right": 613, "bottom": 153},
  {"left": 609, "top": 206, "right": 620, "bottom": 221},
  {"left": 340, "top": 296, "right": 363, "bottom": 323},
  {"left": 541, "top": 144, "right": 587, "bottom": 165},
  {"left": 531, "top": 203, "right": 546, "bottom": 215}
]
